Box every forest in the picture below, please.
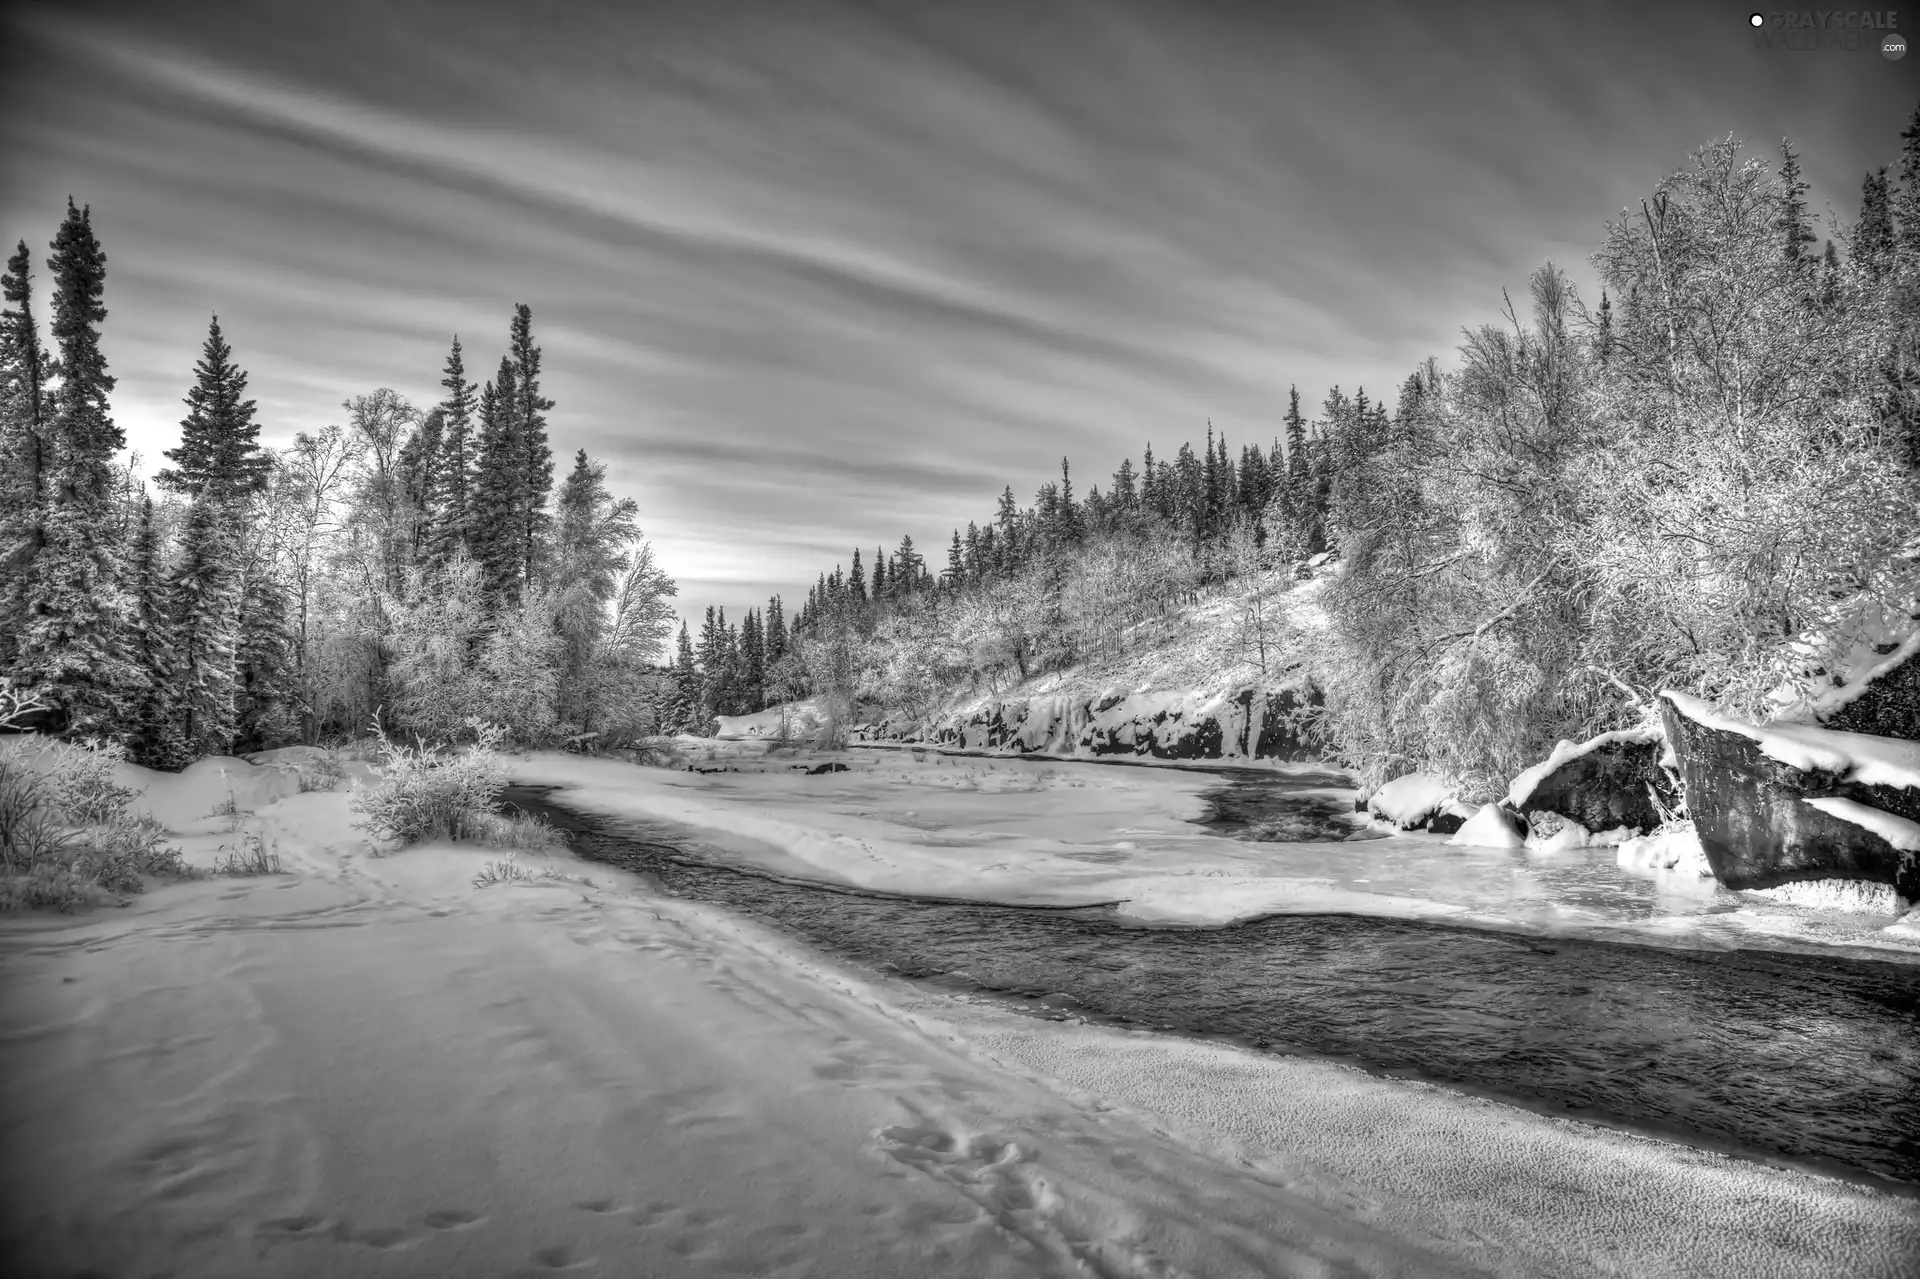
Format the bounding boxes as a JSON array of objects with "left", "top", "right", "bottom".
[{"left": 3, "top": 108, "right": 1919, "bottom": 808}]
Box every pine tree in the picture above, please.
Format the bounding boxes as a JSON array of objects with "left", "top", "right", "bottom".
[
  {"left": 470, "top": 356, "right": 521, "bottom": 602},
  {"left": 156, "top": 315, "right": 269, "bottom": 500},
  {"left": 850, "top": 547, "right": 867, "bottom": 603},
  {"left": 766, "top": 595, "right": 786, "bottom": 665},
  {"left": 945, "top": 528, "right": 964, "bottom": 585},
  {"left": 232, "top": 553, "right": 297, "bottom": 752},
  {"left": 671, "top": 621, "right": 698, "bottom": 732},
  {"left": 15, "top": 199, "right": 142, "bottom": 733},
  {"left": 156, "top": 314, "right": 275, "bottom": 756},
  {"left": 1859, "top": 167, "right": 1896, "bottom": 278},
  {"left": 432, "top": 336, "right": 475, "bottom": 565},
  {"left": 396, "top": 406, "right": 444, "bottom": 569},
  {"left": 508, "top": 304, "right": 555, "bottom": 592},
  {"left": 126, "top": 494, "right": 188, "bottom": 767},
  {"left": 0, "top": 241, "right": 54, "bottom": 668},
  {"left": 1777, "top": 140, "right": 1817, "bottom": 266},
  {"left": 1057, "top": 457, "right": 1080, "bottom": 543},
  {"left": 1897, "top": 100, "right": 1920, "bottom": 262},
  {"left": 169, "top": 495, "right": 240, "bottom": 753}
]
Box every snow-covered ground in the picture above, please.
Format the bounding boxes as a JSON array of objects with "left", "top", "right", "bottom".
[
  {"left": 1, "top": 750, "right": 1914, "bottom": 1278},
  {"left": 517, "top": 741, "right": 1920, "bottom": 958}
]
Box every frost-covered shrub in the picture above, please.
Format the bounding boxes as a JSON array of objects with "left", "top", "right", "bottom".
[
  {"left": 351, "top": 719, "right": 510, "bottom": 846},
  {"left": 0, "top": 739, "right": 190, "bottom": 909}
]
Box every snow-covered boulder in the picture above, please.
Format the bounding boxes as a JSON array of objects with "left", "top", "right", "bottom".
[
  {"left": 1446, "top": 803, "right": 1528, "bottom": 850},
  {"left": 1616, "top": 824, "right": 1714, "bottom": 879},
  {"left": 1659, "top": 692, "right": 1920, "bottom": 901},
  {"left": 1505, "top": 727, "right": 1676, "bottom": 838},
  {"left": 1366, "top": 774, "right": 1450, "bottom": 830}
]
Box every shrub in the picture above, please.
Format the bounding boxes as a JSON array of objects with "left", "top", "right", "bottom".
[
  {"left": 36, "top": 737, "right": 138, "bottom": 827},
  {"left": 216, "top": 829, "right": 283, "bottom": 876},
  {"left": 351, "top": 718, "right": 510, "bottom": 847},
  {"left": 297, "top": 754, "right": 344, "bottom": 793}
]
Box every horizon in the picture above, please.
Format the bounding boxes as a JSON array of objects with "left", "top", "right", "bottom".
[{"left": 2, "top": 0, "right": 1914, "bottom": 637}]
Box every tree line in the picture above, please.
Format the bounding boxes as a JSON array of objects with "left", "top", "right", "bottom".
[
  {"left": 768, "top": 107, "right": 1920, "bottom": 788},
  {"left": 0, "top": 204, "right": 679, "bottom": 764}
]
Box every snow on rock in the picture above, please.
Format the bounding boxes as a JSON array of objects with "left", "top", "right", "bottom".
[
  {"left": 1446, "top": 803, "right": 1528, "bottom": 850},
  {"left": 1662, "top": 692, "right": 1920, "bottom": 794},
  {"left": 1802, "top": 796, "right": 1920, "bottom": 852},
  {"left": 1525, "top": 813, "right": 1592, "bottom": 854},
  {"left": 1505, "top": 726, "right": 1675, "bottom": 836},
  {"left": 1366, "top": 773, "right": 1451, "bottom": 830},
  {"left": 1616, "top": 825, "right": 1715, "bottom": 880},
  {"left": 1660, "top": 692, "right": 1920, "bottom": 901},
  {"left": 921, "top": 683, "right": 1324, "bottom": 764}
]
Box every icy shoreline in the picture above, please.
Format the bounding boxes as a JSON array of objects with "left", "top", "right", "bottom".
[{"left": 514, "top": 745, "right": 1920, "bottom": 961}]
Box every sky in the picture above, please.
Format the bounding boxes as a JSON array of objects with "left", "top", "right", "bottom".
[{"left": 1, "top": 0, "right": 1914, "bottom": 636}]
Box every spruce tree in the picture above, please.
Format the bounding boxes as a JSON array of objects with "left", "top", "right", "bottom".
[
  {"left": 945, "top": 529, "right": 964, "bottom": 585},
  {"left": 1897, "top": 100, "right": 1920, "bottom": 262},
  {"left": 470, "top": 356, "right": 521, "bottom": 602},
  {"left": 169, "top": 495, "right": 239, "bottom": 753},
  {"left": 156, "top": 315, "right": 269, "bottom": 499},
  {"left": 396, "top": 406, "right": 444, "bottom": 569},
  {"left": 1859, "top": 167, "right": 1896, "bottom": 278},
  {"left": 1058, "top": 457, "right": 1080, "bottom": 543},
  {"left": 432, "top": 336, "right": 475, "bottom": 564},
  {"left": 0, "top": 241, "right": 53, "bottom": 666},
  {"left": 15, "top": 200, "right": 142, "bottom": 733},
  {"left": 1284, "top": 386, "right": 1307, "bottom": 481},
  {"left": 233, "top": 554, "right": 297, "bottom": 752},
  {"left": 159, "top": 315, "right": 272, "bottom": 756},
  {"left": 508, "top": 304, "right": 555, "bottom": 591},
  {"left": 126, "top": 494, "right": 188, "bottom": 767},
  {"left": 850, "top": 547, "right": 867, "bottom": 604},
  {"left": 766, "top": 595, "right": 785, "bottom": 665},
  {"left": 1776, "top": 140, "right": 1817, "bottom": 267}
]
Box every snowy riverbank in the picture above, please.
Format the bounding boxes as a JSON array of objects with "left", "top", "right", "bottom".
[
  {"left": 516, "top": 741, "right": 1920, "bottom": 959},
  {"left": 1, "top": 752, "right": 1915, "bottom": 1278}
]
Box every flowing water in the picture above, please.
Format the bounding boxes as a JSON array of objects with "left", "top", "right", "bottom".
[{"left": 502, "top": 771, "right": 1920, "bottom": 1194}]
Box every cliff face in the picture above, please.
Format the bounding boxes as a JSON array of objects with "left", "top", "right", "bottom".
[
  {"left": 858, "top": 684, "right": 1324, "bottom": 764},
  {"left": 1660, "top": 694, "right": 1920, "bottom": 902}
]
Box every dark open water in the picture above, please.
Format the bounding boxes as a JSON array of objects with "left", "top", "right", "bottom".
[{"left": 502, "top": 773, "right": 1920, "bottom": 1194}]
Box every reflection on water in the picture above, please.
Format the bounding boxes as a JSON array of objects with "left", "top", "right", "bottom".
[{"left": 504, "top": 776, "right": 1920, "bottom": 1192}]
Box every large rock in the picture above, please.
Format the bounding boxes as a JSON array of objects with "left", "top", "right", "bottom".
[
  {"left": 1506, "top": 728, "right": 1678, "bottom": 836},
  {"left": 1660, "top": 693, "right": 1920, "bottom": 900},
  {"left": 928, "top": 684, "right": 1325, "bottom": 764},
  {"left": 1817, "top": 632, "right": 1920, "bottom": 742}
]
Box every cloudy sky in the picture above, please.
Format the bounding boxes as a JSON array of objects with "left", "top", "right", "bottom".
[{"left": 1, "top": 0, "right": 1913, "bottom": 634}]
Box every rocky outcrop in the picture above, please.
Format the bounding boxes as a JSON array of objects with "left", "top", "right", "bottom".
[
  {"left": 890, "top": 684, "right": 1325, "bottom": 764},
  {"left": 1506, "top": 728, "right": 1679, "bottom": 837},
  {"left": 1817, "top": 632, "right": 1920, "bottom": 741},
  {"left": 1660, "top": 693, "right": 1920, "bottom": 901}
]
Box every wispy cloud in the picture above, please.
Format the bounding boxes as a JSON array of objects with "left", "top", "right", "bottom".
[{"left": 1, "top": 0, "right": 1912, "bottom": 633}]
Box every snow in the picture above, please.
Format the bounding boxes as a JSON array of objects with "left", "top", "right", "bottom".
[
  {"left": 1366, "top": 773, "right": 1450, "bottom": 828},
  {"left": 713, "top": 697, "right": 828, "bottom": 740},
  {"left": 1749, "top": 879, "right": 1913, "bottom": 916},
  {"left": 1616, "top": 825, "right": 1715, "bottom": 881},
  {"left": 501, "top": 745, "right": 1920, "bottom": 959},
  {"left": 1446, "top": 803, "right": 1527, "bottom": 850},
  {"left": 2, "top": 752, "right": 1914, "bottom": 1278},
  {"left": 1803, "top": 795, "right": 1920, "bottom": 851},
  {"left": 1527, "top": 818, "right": 1592, "bottom": 854},
  {"left": 1662, "top": 691, "right": 1920, "bottom": 791},
  {"left": 1505, "top": 726, "right": 1662, "bottom": 809}
]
